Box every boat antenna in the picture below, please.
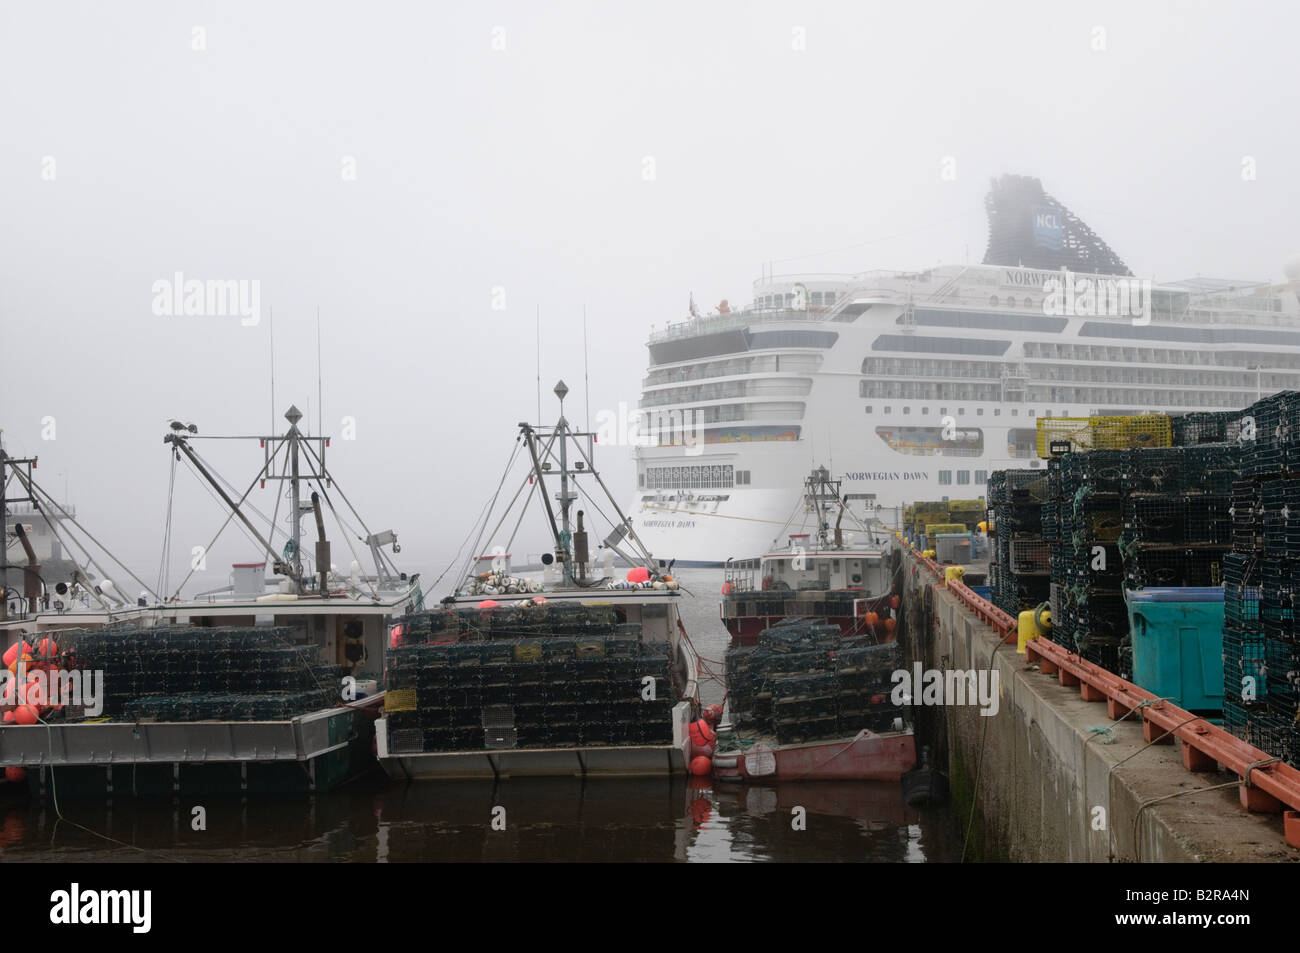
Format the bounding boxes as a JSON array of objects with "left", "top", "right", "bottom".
[
  {"left": 316, "top": 306, "right": 323, "bottom": 437},
  {"left": 535, "top": 305, "right": 542, "bottom": 424},
  {"left": 583, "top": 304, "right": 590, "bottom": 431},
  {"left": 269, "top": 305, "right": 276, "bottom": 435}
]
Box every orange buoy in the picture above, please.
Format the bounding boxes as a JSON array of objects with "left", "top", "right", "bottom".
[
  {"left": 689, "top": 719, "right": 717, "bottom": 748},
  {"left": 2, "top": 642, "right": 31, "bottom": 668},
  {"left": 689, "top": 755, "right": 712, "bottom": 776},
  {"left": 626, "top": 566, "right": 651, "bottom": 584},
  {"left": 477, "top": 599, "right": 500, "bottom": 609},
  {"left": 14, "top": 706, "right": 38, "bottom": 726},
  {"left": 884, "top": 617, "right": 897, "bottom": 633},
  {"left": 864, "top": 611, "right": 879, "bottom": 627},
  {"left": 721, "top": 582, "right": 732, "bottom": 595},
  {"left": 21, "top": 679, "right": 46, "bottom": 708},
  {"left": 703, "top": 704, "right": 723, "bottom": 727},
  {"left": 889, "top": 595, "right": 900, "bottom": 610}
]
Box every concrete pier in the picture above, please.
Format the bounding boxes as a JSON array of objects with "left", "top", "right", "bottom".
[{"left": 902, "top": 551, "right": 1298, "bottom": 862}]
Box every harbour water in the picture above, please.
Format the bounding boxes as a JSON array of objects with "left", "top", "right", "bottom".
[{"left": 0, "top": 569, "right": 957, "bottom": 862}]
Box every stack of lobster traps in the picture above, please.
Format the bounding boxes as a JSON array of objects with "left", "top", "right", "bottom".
[
  {"left": 724, "top": 621, "right": 899, "bottom": 744},
  {"left": 384, "top": 606, "right": 676, "bottom": 754},
  {"left": 987, "top": 469, "right": 1052, "bottom": 616},
  {"left": 1223, "top": 392, "right": 1300, "bottom": 766}
]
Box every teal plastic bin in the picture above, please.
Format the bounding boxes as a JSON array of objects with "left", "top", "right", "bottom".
[{"left": 1126, "top": 588, "right": 1224, "bottom": 712}]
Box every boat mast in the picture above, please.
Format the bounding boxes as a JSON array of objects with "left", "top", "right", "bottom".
[
  {"left": 287, "top": 405, "right": 304, "bottom": 592},
  {"left": 556, "top": 381, "right": 574, "bottom": 585}
]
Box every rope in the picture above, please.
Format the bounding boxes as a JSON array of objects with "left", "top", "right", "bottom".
[{"left": 1131, "top": 780, "right": 1241, "bottom": 863}]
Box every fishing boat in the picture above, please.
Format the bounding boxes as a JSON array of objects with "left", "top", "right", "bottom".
[
  {"left": 708, "top": 467, "right": 916, "bottom": 782},
  {"left": 0, "top": 407, "right": 422, "bottom": 796},
  {"left": 375, "top": 382, "right": 701, "bottom": 780},
  {"left": 720, "top": 467, "right": 901, "bottom": 645}
]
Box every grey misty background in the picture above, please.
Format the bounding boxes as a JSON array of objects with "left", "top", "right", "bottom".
[{"left": 1, "top": 1, "right": 1296, "bottom": 597}]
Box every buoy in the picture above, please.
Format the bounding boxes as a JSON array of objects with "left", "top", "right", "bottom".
[
  {"left": 1, "top": 712, "right": 11, "bottom": 724},
  {"left": 36, "top": 639, "right": 57, "bottom": 660},
  {"left": 721, "top": 582, "right": 732, "bottom": 595},
  {"left": 14, "top": 706, "right": 38, "bottom": 726},
  {"left": 2, "top": 642, "right": 31, "bottom": 668},
  {"left": 626, "top": 566, "right": 650, "bottom": 584},
  {"left": 689, "top": 755, "right": 712, "bottom": 776},
  {"left": 478, "top": 599, "right": 500, "bottom": 609},
  {"left": 884, "top": 617, "right": 897, "bottom": 634},
  {"left": 695, "top": 743, "right": 715, "bottom": 759},
  {"left": 389, "top": 624, "right": 405, "bottom": 648},
  {"left": 889, "top": 595, "right": 900, "bottom": 610},
  {"left": 21, "top": 679, "right": 46, "bottom": 708},
  {"left": 864, "top": 611, "right": 879, "bottom": 628},
  {"left": 534, "top": 596, "right": 547, "bottom": 604},
  {"left": 3, "top": 767, "right": 25, "bottom": 784},
  {"left": 689, "top": 719, "right": 717, "bottom": 749},
  {"left": 702, "top": 704, "right": 723, "bottom": 727}
]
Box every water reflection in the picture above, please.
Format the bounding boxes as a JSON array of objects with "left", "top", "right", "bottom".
[{"left": 0, "top": 773, "right": 952, "bottom": 862}]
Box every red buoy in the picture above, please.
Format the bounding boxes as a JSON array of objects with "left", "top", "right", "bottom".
[
  {"left": 2, "top": 642, "right": 31, "bottom": 668},
  {"left": 626, "top": 567, "right": 651, "bottom": 584},
  {"left": 477, "top": 599, "right": 500, "bottom": 609},
  {"left": 689, "top": 755, "right": 712, "bottom": 776},
  {"left": 689, "top": 719, "right": 717, "bottom": 748},
  {"left": 14, "top": 706, "right": 38, "bottom": 726},
  {"left": 3, "top": 767, "right": 25, "bottom": 784},
  {"left": 703, "top": 704, "right": 723, "bottom": 727},
  {"left": 889, "top": 595, "right": 900, "bottom": 610}
]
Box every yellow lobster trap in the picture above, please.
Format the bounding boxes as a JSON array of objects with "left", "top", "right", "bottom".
[{"left": 1035, "top": 415, "right": 1172, "bottom": 458}]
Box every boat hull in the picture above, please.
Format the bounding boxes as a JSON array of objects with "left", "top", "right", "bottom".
[
  {"left": 376, "top": 701, "right": 695, "bottom": 780},
  {"left": 711, "top": 729, "right": 916, "bottom": 782}
]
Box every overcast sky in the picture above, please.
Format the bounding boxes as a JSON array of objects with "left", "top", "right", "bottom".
[{"left": 2, "top": 0, "right": 1297, "bottom": 597}]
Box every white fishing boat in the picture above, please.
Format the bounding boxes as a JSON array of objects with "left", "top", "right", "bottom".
[
  {"left": 0, "top": 407, "right": 421, "bottom": 796},
  {"left": 375, "top": 382, "right": 701, "bottom": 780}
]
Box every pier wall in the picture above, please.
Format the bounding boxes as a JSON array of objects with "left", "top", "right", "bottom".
[{"left": 900, "top": 553, "right": 1296, "bottom": 863}]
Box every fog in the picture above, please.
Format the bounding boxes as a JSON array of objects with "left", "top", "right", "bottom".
[{"left": 2, "top": 0, "right": 1297, "bottom": 596}]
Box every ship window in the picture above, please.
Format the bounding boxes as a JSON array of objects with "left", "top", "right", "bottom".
[
  {"left": 885, "top": 406, "right": 892, "bottom": 414},
  {"left": 1012, "top": 409, "right": 1019, "bottom": 416},
  {"left": 864, "top": 405, "right": 872, "bottom": 413},
  {"left": 939, "top": 470, "right": 953, "bottom": 485},
  {"left": 958, "top": 408, "right": 965, "bottom": 416},
  {"left": 977, "top": 408, "right": 984, "bottom": 416},
  {"left": 957, "top": 470, "right": 971, "bottom": 485},
  {"left": 638, "top": 474, "right": 645, "bottom": 488},
  {"left": 1028, "top": 409, "right": 1036, "bottom": 417},
  {"left": 989, "top": 296, "right": 999, "bottom": 307},
  {"left": 1024, "top": 297, "right": 1033, "bottom": 309},
  {"left": 922, "top": 406, "right": 929, "bottom": 415},
  {"left": 903, "top": 406, "right": 911, "bottom": 415},
  {"left": 994, "top": 409, "right": 1001, "bottom": 416},
  {"left": 975, "top": 470, "right": 987, "bottom": 484}
]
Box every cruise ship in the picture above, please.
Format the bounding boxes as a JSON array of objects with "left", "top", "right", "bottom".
[{"left": 627, "top": 174, "right": 1300, "bottom": 566}]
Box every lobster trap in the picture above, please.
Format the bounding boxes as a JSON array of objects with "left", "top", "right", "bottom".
[{"left": 1036, "top": 415, "right": 1172, "bottom": 458}]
